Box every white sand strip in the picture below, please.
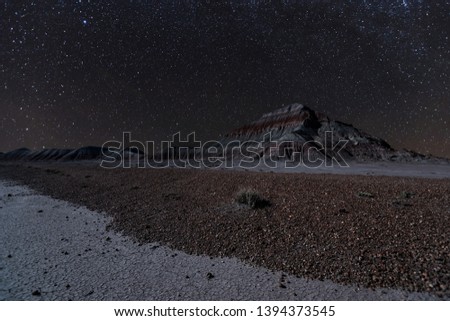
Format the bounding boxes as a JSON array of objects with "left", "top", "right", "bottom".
[
  {"left": 213, "top": 162, "right": 450, "bottom": 179},
  {"left": 0, "top": 180, "right": 438, "bottom": 301}
]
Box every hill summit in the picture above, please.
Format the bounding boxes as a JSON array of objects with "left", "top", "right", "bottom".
[{"left": 218, "top": 103, "right": 430, "bottom": 163}]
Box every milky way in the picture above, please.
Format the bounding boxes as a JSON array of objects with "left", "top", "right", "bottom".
[{"left": 1, "top": 1, "right": 449, "bottom": 157}]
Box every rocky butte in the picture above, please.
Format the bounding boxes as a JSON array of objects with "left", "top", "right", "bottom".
[{"left": 214, "top": 103, "right": 438, "bottom": 164}]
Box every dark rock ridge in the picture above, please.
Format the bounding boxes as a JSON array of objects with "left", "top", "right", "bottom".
[
  {"left": 0, "top": 146, "right": 141, "bottom": 162},
  {"left": 216, "top": 103, "right": 440, "bottom": 163},
  {"left": 1, "top": 103, "right": 446, "bottom": 164},
  {"left": 1, "top": 148, "right": 33, "bottom": 161}
]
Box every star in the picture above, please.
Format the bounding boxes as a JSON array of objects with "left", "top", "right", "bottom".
[{"left": 0, "top": 1, "right": 447, "bottom": 158}]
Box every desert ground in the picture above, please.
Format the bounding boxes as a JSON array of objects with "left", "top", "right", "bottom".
[{"left": 0, "top": 162, "right": 448, "bottom": 300}]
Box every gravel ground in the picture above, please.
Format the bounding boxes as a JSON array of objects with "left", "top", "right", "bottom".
[
  {"left": 0, "top": 181, "right": 439, "bottom": 300},
  {"left": 0, "top": 163, "right": 448, "bottom": 298}
]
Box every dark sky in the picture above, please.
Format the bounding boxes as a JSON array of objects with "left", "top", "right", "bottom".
[{"left": 1, "top": 0, "right": 449, "bottom": 157}]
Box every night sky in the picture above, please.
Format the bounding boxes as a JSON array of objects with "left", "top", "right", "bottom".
[{"left": 1, "top": 0, "right": 449, "bottom": 157}]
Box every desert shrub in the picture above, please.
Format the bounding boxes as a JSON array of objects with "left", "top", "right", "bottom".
[
  {"left": 392, "top": 199, "right": 413, "bottom": 208},
  {"left": 357, "top": 191, "right": 374, "bottom": 198},
  {"left": 400, "top": 191, "right": 414, "bottom": 199},
  {"left": 235, "top": 188, "right": 270, "bottom": 209}
]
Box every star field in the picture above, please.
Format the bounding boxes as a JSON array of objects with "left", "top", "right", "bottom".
[{"left": 1, "top": 0, "right": 449, "bottom": 157}]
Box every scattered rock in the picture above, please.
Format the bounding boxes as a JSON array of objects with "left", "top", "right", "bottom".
[
  {"left": 85, "top": 290, "right": 94, "bottom": 297},
  {"left": 32, "top": 290, "right": 41, "bottom": 296},
  {"left": 206, "top": 272, "right": 214, "bottom": 280}
]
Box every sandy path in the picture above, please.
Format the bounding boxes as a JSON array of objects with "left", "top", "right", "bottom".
[
  {"left": 0, "top": 181, "right": 438, "bottom": 300},
  {"left": 211, "top": 162, "right": 450, "bottom": 179}
]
